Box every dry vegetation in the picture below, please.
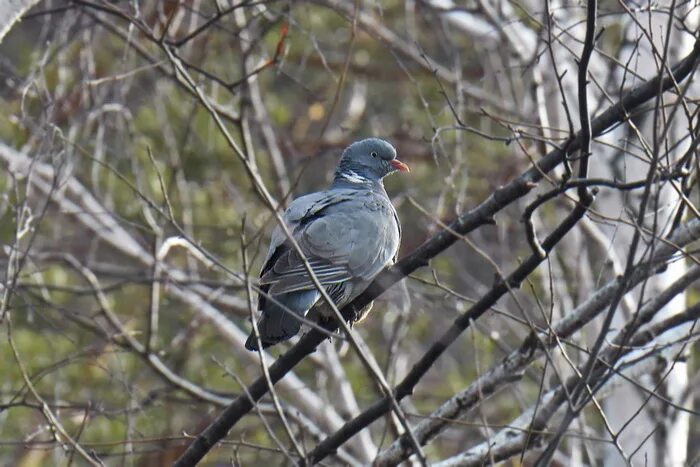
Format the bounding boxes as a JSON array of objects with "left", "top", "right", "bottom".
[{"left": 1, "top": 1, "right": 699, "bottom": 466}]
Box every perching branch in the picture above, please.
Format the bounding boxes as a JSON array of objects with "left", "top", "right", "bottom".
[{"left": 173, "top": 35, "right": 700, "bottom": 467}]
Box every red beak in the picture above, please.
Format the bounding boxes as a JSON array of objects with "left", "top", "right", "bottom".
[{"left": 390, "top": 159, "right": 410, "bottom": 173}]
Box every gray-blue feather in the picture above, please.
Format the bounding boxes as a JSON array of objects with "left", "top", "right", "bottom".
[{"left": 245, "top": 138, "right": 408, "bottom": 350}]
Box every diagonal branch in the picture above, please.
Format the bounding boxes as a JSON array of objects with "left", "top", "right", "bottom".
[
  {"left": 0, "top": 142, "right": 350, "bottom": 442},
  {"left": 173, "top": 36, "right": 700, "bottom": 467},
  {"left": 433, "top": 300, "right": 700, "bottom": 467},
  {"left": 375, "top": 220, "right": 700, "bottom": 465}
]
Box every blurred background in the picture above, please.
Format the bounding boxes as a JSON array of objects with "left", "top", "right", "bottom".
[{"left": 1, "top": 1, "right": 699, "bottom": 465}]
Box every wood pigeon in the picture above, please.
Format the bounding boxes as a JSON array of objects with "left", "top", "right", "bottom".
[{"left": 245, "top": 138, "right": 409, "bottom": 350}]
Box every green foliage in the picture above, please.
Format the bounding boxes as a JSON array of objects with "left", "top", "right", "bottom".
[{"left": 2, "top": 1, "right": 696, "bottom": 465}]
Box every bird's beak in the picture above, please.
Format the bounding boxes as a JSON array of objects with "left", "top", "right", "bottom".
[{"left": 390, "top": 159, "right": 410, "bottom": 173}]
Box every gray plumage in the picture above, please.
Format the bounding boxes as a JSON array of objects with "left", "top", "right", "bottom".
[{"left": 245, "top": 138, "right": 408, "bottom": 350}]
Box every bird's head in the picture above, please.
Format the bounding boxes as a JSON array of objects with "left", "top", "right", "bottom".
[{"left": 334, "top": 138, "right": 409, "bottom": 185}]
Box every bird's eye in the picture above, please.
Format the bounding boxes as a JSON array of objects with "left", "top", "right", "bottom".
[{"left": 371, "top": 151, "right": 378, "bottom": 158}]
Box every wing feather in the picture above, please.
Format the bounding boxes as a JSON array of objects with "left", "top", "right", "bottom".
[{"left": 259, "top": 189, "right": 400, "bottom": 296}]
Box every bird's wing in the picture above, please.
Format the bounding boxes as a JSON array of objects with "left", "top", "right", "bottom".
[
  {"left": 260, "top": 190, "right": 400, "bottom": 295},
  {"left": 260, "top": 191, "right": 354, "bottom": 272}
]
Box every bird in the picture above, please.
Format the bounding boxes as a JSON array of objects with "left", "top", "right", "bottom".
[{"left": 245, "top": 138, "right": 409, "bottom": 350}]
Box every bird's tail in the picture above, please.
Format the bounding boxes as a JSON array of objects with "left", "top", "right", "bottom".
[{"left": 245, "top": 290, "right": 320, "bottom": 351}]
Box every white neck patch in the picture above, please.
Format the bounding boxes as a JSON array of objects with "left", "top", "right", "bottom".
[{"left": 342, "top": 170, "right": 371, "bottom": 184}]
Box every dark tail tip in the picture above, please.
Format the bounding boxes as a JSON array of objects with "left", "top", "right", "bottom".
[
  {"left": 244, "top": 335, "right": 258, "bottom": 351},
  {"left": 245, "top": 334, "right": 263, "bottom": 351},
  {"left": 244, "top": 334, "right": 277, "bottom": 351}
]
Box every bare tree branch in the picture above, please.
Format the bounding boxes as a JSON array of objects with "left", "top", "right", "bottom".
[{"left": 174, "top": 36, "right": 700, "bottom": 467}]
